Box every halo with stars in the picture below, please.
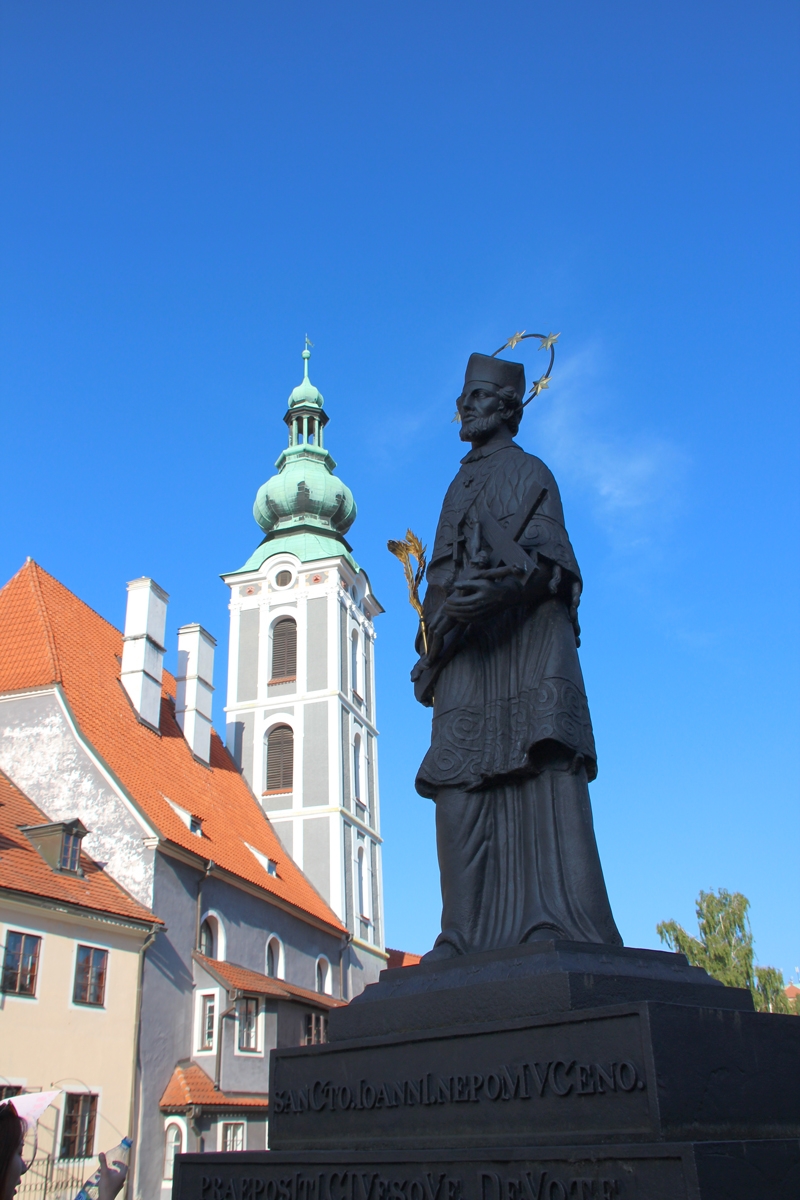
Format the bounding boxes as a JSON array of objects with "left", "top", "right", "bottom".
[{"left": 492, "top": 330, "right": 560, "bottom": 406}]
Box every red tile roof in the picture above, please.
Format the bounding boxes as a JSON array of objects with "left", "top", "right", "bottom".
[
  {"left": 386, "top": 947, "right": 422, "bottom": 969},
  {"left": 0, "top": 770, "right": 159, "bottom": 926},
  {"left": 160, "top": 1062, "right": 269, "bottom": 1112},
  {"left": 0, "top": 561, "right": 344, "bottom": 934},
  {"left": 195, "top": 953, "right": 345, "bottom": 1010}
]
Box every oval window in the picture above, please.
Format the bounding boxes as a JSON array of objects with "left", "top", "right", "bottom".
[{"left": 275, "top": 570, "right": 292, "bottom": 587}]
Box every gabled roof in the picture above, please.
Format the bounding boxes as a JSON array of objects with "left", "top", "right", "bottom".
[
  {"left": 160, "top": 1062, "right": 269, "bottom": 1112},
  {"left": 194, "top": 953, "right": 345, "bottom": 1010},
  {"left": 0, "top": 770, "right": 159, "bottom": 927},
  {"left": 0, "top": 561, "right": 345, "bottom": 934}
]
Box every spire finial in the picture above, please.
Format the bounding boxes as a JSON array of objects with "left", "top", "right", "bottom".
[{"left": 303, "top": 334, "right": 313, "bottom": 378}]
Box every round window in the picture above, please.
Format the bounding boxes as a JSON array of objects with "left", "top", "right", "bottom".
[{"left": 275, "top": 570, "right": 292, "bottom": 587}]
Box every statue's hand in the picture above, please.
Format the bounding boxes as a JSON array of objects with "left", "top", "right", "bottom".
[
  {"left": 444, "top": 577, "right": 517, "bottom": 622},
  {"left": 412, "top": 608, "right": 456, "bottom": 677}
]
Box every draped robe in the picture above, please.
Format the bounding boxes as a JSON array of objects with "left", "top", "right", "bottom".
[{"left": 415, "top": 437, "right": 621, "bottom": 955}]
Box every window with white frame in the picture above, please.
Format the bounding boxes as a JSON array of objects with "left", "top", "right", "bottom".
[
  {"left": 73, "top": 945, "right": 108, "bottom": 1006},
  {"left": 237, "top": 996, "right": 259, "bottom": 1052},
  {"left": 198, "top": 911, "right": 226, "bottom": 961},
  {"left": 1, "top": 931, "right": 41, "bottom": 996},
  {"left": 264, "top": 725, "right": 294, "bottom": 793},
  {"left": 315, "top": 956, "right": 331, "bottom": 995},
  {"left": 265, "top": 935, "right": 283, "bottom": 979},
  {"left": 221, "top": 1122, "right": 244, "bottom": 1152},
  {"left": 60, "top": 1093, "right": 98, "bottom": 1159},
  {"left": 199, "top": 919, "right": 215, "bottom": 958},
  {"left": 163, "top": 1123, "right": 183, "bottom": 1181},
  {"left": 198, "top": 993, "right": 216, "bottom": 1051},
  {"left": 271, "top": 618, "right": 297, "bottom": 681}
]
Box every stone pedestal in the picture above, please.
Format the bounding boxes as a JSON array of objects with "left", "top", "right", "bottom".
[{"left": 174, "top": 944, "right": 800, "bottom": 1200}]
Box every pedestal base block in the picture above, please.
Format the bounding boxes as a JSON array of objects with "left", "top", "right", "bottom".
[
  {"left": 172, "top": 947, "right": 800, "bottom": 1200},
  {"left": 175, "top": 1140, "right": 800, "bottom": 1200}
]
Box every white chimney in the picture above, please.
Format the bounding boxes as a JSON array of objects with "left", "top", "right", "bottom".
[
  {"left": 121, "top": 578, "right": 169, "bottom": 728},
  {"left": 176, "top": 624, "right": 216, "bottom": 763}
]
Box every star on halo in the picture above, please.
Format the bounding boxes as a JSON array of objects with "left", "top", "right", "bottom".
[
  {"left": 538, "top": 332, "right": 560, "bottom": 351},
  {"left": 504, "top": 330, "right": 527, "bottom": 350},
  {"left": 530, "top": 374, "right": 552, "bottom": 397}
]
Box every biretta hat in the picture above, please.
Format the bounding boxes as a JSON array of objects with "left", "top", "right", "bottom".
[{"left": 463, "top": 353, "right": 525, "bottom": 402}]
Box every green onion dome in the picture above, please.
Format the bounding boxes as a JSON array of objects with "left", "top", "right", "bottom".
[{"left": 252, "top": 345, "right": 357, "bottom": 541}]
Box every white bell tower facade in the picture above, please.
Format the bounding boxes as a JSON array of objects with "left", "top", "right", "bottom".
[{"left": 222, "top": 343, "right": 386, "bottom": 996}]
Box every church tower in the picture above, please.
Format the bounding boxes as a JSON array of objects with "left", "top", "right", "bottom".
[{"left": 222, "top": 343, "right": 386, "bottom": 994}]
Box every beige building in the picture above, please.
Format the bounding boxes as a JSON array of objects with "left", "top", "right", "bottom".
[{"left": 0, "top": 770, "right": 160, "bottom": 1187}]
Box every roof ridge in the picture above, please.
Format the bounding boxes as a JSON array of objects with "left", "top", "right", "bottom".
[
  {"left": 25, "top": 559, "right": 127, "bottom": 642},
  {"left": 26, "top": 560, "right": 181, "bottom": 691},
  {"left": 26, "top": 560, "right": 61, "bottom": 683}
]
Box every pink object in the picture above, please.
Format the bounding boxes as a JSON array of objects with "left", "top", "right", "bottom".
[{"left": 0, "top": 1090, "right": 61, "bottom": 1124}]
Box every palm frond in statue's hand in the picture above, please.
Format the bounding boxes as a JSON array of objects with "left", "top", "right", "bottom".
[{"left": 387, "top": 530, "right": 428, "bottom": 654}]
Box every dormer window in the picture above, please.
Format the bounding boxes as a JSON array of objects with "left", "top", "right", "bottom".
[
  {"left": 189, "top": 816, "right": 202, "bottom": 836},
  {"left": 60, "top": 830, "right": 82, "bottom": 872},
  {"left": 20, "top": 819, "right": 88, "bottom": 876}
]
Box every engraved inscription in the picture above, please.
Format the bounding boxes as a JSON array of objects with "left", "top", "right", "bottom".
[
  {"left": 272, "top": 1061, "right": 644, "bottom": 1117},
  {"left": 196, "top": 1169, "right": 627, "bottom": 1200}
]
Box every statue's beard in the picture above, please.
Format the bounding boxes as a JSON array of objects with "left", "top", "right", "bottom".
[{"left": 459, "top": 410, "right": 505, "bottom": 442}]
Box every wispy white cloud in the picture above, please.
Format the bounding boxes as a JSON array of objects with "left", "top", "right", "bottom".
[{"left": 519, "top": 340, "right": 689, "bottom": 555}]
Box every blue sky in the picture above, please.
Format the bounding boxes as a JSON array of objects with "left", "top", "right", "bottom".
[{"left": 2, "top": 2, "right": 798, "bottom": 975}]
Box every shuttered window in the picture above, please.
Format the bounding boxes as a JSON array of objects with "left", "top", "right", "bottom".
[
  {"left": 266, "top": 725, "right": 294, "bottom": 792},
  {"left": 271, "top": 618, "right": 297, "bottom": 680}
]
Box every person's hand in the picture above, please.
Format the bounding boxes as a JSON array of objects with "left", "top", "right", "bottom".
[
  {"left": 98, "top": 1153, "right": 128, "bottom": 1200},
  {"left": 444, "top": 577, "right": 511, "bottom": 622}
]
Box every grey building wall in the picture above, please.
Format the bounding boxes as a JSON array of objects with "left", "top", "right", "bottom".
[
  {"left": 237, "top": 608, "right": 259, "bottom": 702},
  {"left": 364, "top": 635, "right": 373, "bottom": 719},
  {"left": 136, "top": 853, "right": 198, "bottom": 1200},
  {"left": 303, "top": 817, "right": 330, "bottom": 904},
  {"left": 340, "top": 706, "right": 351, "bottom": 812},
  {"left": 271, "top": 819, "right": 292, "bottom": 857},
  {"left": 302, "top": 702, "right": 328, "bottom": 806},
  {"left": 266, "top": 679, "right": 295, "bottom": 696},
  {"left": 306, "top": 596, "right": 327, "bottom": 691},
  {"left": 339, "top": 604, "right": 348, "bottom": 692},
  {"left": 370, "top": 839, "right": 381, "bottom": 948},
  {"left": 226, "top": 710, "right": 254, "bottom": 789},
  {"left": 343, "top": 821, "right": 354, "bottom": 935},
  {"left": 136, "top": 852, "right": 344, "bottom": 1200},
  {"left": 366, "top": 733, "right": 376, "bottom": 831}
]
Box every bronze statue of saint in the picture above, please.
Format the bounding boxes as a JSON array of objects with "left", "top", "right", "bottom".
[{"left": 412, "top": 351, "right": 622, "bottom": 960}]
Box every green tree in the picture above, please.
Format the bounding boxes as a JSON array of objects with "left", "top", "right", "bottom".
[
  {"left": 657, "top": 888, "right": 794, "bottom": 1015},
  {"left": 754, "top": 966, "right": 792, "bottom": 1014}
]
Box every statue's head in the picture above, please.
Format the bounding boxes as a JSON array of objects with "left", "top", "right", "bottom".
[{"left": 456, "top": 353, "right": 525, "bottom": 444}]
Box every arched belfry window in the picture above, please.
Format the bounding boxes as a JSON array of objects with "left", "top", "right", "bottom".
[
  {"left": 266, "top": 725, "right": 294, "bottom": 792},
  {"left": 271, "top": 618, "right": 297, "bottom": 681}
]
